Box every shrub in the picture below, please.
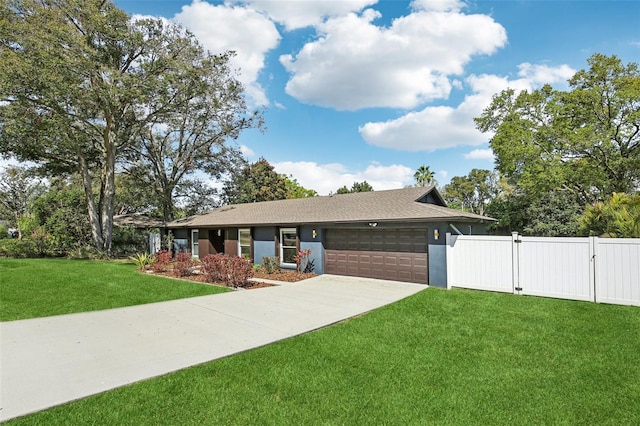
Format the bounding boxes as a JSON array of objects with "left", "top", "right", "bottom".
[
  {"left": 174, "top": 252, "right": 197, "bottom": 277},
  {"left": 151, "top": 250, "right": 173, "bottom": 272},
  {"left": 261, "top": 256, "right": 279, "bottom": 274},
  {"left": 129, "top": 252, "right": 155, "bottom": 271},
  {"left": 201, "top": 254, "right": 226, "bottom": 283},
  {"left": 580, "top": 192, "right": 640, "bottom": 237},
  {"left": 225, "top": 256, "right": 254, "bottom": 288},
  {"left": 29, "top": 227, "right": 55, "bottom": 257},
  {"left": 0, "top": 238, "right": 37, "bottom": 258},
  {"left": 112, "top": 227, "right": 149, "bottom": 258},
  {"left": 201, "top": 254, "right": 253, "bottom": 287}
]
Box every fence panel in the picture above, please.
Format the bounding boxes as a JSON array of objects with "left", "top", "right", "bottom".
[
  {"left": 595, "top": 238, "right": 640, "bottom": 306},
  {"left": 446, "top": 233, "right": 639, "bottom": 307},
  {"left": 446, "top": 234, "right": 513, "bottom": 293},
  {"left": 517, "top": 237, "right": 594, "bottom": 302}
]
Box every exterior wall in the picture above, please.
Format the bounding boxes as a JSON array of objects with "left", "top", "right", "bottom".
[
  {"left": 171, "top": 218, "right": 490, "bottom": 284},
  {"left": 300, "top": 225, "right": 324, "bottom": 274},
  {"left": 449, "top": 221, "right": 488, "bottom": 235},
  {"left": 198, "top": 228, "right": 213, "bottom": 257},
  {"left": 253, "top": 227, "right": 277, "bottom": 264},
  {"left": 225, "top": 228, "right": 238, "bottom": 257},
  {"left": 428, "top": 222, "right": 447, "bottom": 288},
  {"left": 172, "top": 229, "right": 188, "bottom": 239},
  {"left": 244, "top": 226, "right": 324, "bottom": 273}
]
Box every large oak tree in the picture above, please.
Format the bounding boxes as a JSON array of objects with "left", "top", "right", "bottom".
[
  {"left": 0, "top": 0, "right": 259, "bottom": 252},
  {"left": 475, "top": 54, "right": 640, "bottom": 205}
]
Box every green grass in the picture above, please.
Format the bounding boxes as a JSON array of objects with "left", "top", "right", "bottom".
[
  {"left": 0, "top": 258, "right": 228, "bottom": 321},
  {"left": 5, "top": 288, "right": 640, "bottom": 425}
]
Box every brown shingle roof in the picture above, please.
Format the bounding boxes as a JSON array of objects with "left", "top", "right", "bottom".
[
  {"left": 168, "top": 186, "right": 494, "bottom": 228},
  {"left": 114, "top": 214, "right": 166, "bottom": 228}
]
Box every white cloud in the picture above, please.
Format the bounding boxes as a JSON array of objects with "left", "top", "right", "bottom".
[
  {"left": 517, "top": 62, "right": 575, "bottom": 86},
  {"left": 173, "top": 1, "right": 281, "bottom": 107},
  {"left": 280, "top": 6, "right": 507, "bottom": 110},
  {"left": 239, "top": 145, "right": 255, "bottom": 157},
  {"left": 359, "top": 105, "right": 485, "bottom": 151},
  {"left": 411, "top": 0, "right": 465, "bottom": 12},
  {"left": 359, "top": 62, "right": 576, "bottom": 151},
  {"left": 273, "top": 161, "right": 413, "bottom": 195},
  {"left": 464, "top": 149, "right": 494, "bottom": 160},
  {"left": 230, "top": 0, "right": 378, "bottom": 31}
]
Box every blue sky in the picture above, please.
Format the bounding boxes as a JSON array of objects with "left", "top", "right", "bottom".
[{"left": 9, "top": 0, "right": 639, "bottom": 195}]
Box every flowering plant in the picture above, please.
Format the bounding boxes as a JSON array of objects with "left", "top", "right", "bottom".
[{"left": 293, "top": 249, "right": 312, "bottom": 273}]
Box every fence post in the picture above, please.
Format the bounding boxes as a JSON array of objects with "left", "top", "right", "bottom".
[
  {"left": 590, "top": 236, "right": 598, "bottom": 303},
  {"left": 445, "top": 232, "right": 452, "bottom": 290},
  {"left": 511, "top": 232, "right": 521, "bottom": 295}
]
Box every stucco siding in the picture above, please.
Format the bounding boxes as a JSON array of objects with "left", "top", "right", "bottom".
[
  {"left": 253, "top": 227, "right": 277, "bottom": 264},
  {"left": 428, "top": 244, "right": 446, "bottom": 288},
  {"left": 301, "top": 241, "right": 324, "bottom": 274}
]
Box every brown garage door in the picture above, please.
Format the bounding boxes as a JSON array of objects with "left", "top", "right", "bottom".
[{"left": 325, "top": 228, "right": 428, "bottom": 284}]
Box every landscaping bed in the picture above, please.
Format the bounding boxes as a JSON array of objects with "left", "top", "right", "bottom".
[
  {"left": 252, "top": 269, "right": 317, "bottom": 282},
  {"left": 153, "top": 267, "right": 317, "bottom": 289}
]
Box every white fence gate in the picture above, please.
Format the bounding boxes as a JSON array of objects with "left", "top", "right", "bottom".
[{"left": 446, "top": 233, "right": 640, "bottom": 307}]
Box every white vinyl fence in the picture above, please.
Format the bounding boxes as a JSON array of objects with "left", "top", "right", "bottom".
[{"left": 446, "top": 233, "right": 640, "bottom": 307}]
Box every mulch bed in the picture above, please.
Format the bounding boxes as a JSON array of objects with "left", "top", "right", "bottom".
[
  {"left": 252, "top": 269, "right": 317, "bottom": 283},
  {"left": 151, "top": 268, "right": 317, "bottom": 290}
]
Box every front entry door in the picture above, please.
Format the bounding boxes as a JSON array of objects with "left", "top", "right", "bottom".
[{"left": 209, "top": 229, "right": 225, "bottom": 254}]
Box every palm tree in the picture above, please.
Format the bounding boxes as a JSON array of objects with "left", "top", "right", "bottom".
[{"left": 414, "top": 165, "right": 435, "bottom": 187}]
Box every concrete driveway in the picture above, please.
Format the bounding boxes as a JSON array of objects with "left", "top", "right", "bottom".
[{"left": 0, "top": 274, "right": 425, "bottom": 421}]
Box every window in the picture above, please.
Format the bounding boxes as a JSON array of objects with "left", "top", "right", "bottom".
[
  {"left": 191, "top": 230, "right": 199, "bottom": 257},
  {"left": 238, "top": 228, "right": 251, "bottom": 259},
  {"left": 280, "top": 228, "right": 297, "bottom": 267}
]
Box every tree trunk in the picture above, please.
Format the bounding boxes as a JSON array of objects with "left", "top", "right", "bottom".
[
  {"left": 79, "top": 155, "right": 104, "bottom": 250},
  {"left": 100, "top": 143, "right": 117, "bottom": 255},
  {"left": 161, "top": 185, "right": 174, "bottom": 222}
]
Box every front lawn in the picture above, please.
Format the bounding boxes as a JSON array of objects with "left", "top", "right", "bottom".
[
  {"left": 0, "top": 258, "right": 229, "bottom": 321},
  {"left": 5, "top": 288, "right": 640, "bottom": 424}
]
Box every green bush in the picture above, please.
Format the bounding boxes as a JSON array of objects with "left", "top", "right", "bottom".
[
  {"left": 112, "top": 227, "right": 149, "bottom": 258},
  {"left": 129, "top": 252, "right": 156, "bottom": 271},
  {"left": 580, "top": 192, "right": 640, "bottom": 237},
  {"left": 261, "top": 256, "right": 279, "bottom": 274},
  {"left": 31, "top": 188, "right": 92, "bottom": 253},
  {"left": 0, "top": 238, "right": 38, "bottom": 258}
]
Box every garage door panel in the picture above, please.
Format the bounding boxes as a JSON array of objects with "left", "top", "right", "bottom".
[
  {"left": 384, "top": 255, "right": 398, "bottom": 266},
  {"left": 414, "top": 272, "right": 428, "bottom": 282},
  {"left": 325, "top": 248, "right": 428, "bottom": 284},
  {"left": 397, "top": 256, "right": 413, "bottom": 267},
  {"left": 398, "top": 270, "right": 412, "bottom": 281},
  {"left": 414, "top": 256, "right": 428, "bottom": 268},
  {"left": 325, "top": 228, "right": 428, "bottom": 284}
]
